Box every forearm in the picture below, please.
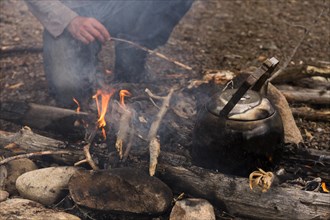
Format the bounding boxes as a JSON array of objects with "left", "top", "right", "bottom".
[{"left": 25, "top": 0, "right": 78, "bottom": 37}]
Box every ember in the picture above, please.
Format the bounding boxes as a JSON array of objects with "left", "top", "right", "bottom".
[{"left": 72, "top": 98, "right": 80, "bottom": 113}]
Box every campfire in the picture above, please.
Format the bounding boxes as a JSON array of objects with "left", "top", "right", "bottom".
[{"left": 1, "top": 53, "right": 330, "bottom": 219}]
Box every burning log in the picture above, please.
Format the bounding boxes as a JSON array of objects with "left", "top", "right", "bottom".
[{"left": 0, "top": 101, "right": 89, "bottom": 140}]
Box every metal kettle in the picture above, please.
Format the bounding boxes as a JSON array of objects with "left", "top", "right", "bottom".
[{"left": 192, "top": 57, "right": 284, "bottom": 176}]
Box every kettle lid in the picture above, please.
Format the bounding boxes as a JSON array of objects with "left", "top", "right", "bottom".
[{"left": 207, "top": 89, "right": 275, "bottom": 121}]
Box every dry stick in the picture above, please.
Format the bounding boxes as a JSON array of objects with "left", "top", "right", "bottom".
[
  {"left": 111, "top": 37, "right": 192, "bottom": 71},
  {"left": 269, "top": 3, "right": 328, "bottom": 82},
  {"left": 145, "top": 88, "right": 175, "bottom": 176},
  {"left": 0, "top": 150, "right": 71, "bottom": 165},
  {"left": 74, "top": 127, "right": 99, "bottom": 170}
]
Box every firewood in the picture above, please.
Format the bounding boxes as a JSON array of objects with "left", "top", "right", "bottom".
[
  {"left": 0, "top": 127, "right": 83, "bottom": 165},
  {"left": 0, "top": 101, "right": 89, "bottom": 140},
  {"left": 291, "top": 106, "right": 330, "bottom": 121},
  {"left": 156, "top": 164, "right": 330, "bottom": 220},
  {"left": 110, "top": 38, "right": 192, "bottom": 70},
  {"left": 145, "top": 88, "right": 175, "bottom": 176},
  {"left": 271, "top": 64, "right": 330, "bottom": 84},
  {"left": 276, "top": 85, "right": 330, "bottom": 105},
  {"left": 0, "top": 150, "right": 71, "bottom": 166}
]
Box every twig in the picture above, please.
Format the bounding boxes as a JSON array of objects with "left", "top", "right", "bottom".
[
  {"left": 0, "top": 150, "right": 71, "bottom": 165},
  {"left": 75, "top": 127, "right": 99, "bottom": 170},
  {"left": 145, "top": 88, "right": 175, "bottom": 176},
  {"left": 111, "top": 37, "right": 192, "bottom": 71},
  {"left": 269, "top": 3, "right": 328, "bottom": 82}
]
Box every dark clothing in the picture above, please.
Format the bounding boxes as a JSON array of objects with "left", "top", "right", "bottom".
[{"left": 27, "top": 0, "right": 193, "bottom": 107}]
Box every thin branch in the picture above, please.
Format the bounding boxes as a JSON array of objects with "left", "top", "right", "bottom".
[
  {"left": 146, "top": 88, "right": 175, "bottom": 176},
  {"left": 269, "top": 3, "right": 328, "bottom": 82},
  {"left": 0, "top": 150, "right": 71, "bottom": 165},
  {"left": 111, "top": 37, "right": 192, "bottom": 71},
  {"left": 74, "top": 126, "right": 99, "bottom": 170}
]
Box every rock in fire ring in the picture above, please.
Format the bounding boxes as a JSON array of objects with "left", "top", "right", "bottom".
[{"left": 69, "top": 167, "right": 173, "bottom": 214}]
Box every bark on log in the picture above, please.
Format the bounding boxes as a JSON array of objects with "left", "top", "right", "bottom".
[
  {"left": 277, "top": 85, "right": 330, "bottom": 105},
  {"left": 0, "top": 127, "right": 84, "bottom": 164},
  {"left": 280, "top": 90, "right": 330, "bottom": 105},
  {"left": 291, "top": 106, "right": 330, "bottom": 122},
  {"left": 0, "top": 101, "right": 89, "bottom": 139},
  {"left": 272, "top": 64, "right": 330, "bottom": 84},
  {"left": 156, "top": 165, "right": 330, "bottom": 220}
]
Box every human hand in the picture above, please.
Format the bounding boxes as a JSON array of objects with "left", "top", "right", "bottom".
[{"left": 67, "top": 16, "right": 110, "bottom": 44}]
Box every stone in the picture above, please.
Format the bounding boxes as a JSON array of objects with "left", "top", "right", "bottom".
[
  {"left": 16, "top": 166, "right": 78, "bottom": 205},
  {"left": 0, "top": 198, "right": 80, "bottom": 220},
  {"left": 0, "top": 190, "right": 9, "bottom": 202},
  {"left": 4, "top": 158, "right": 38, "bottom": 195},
  {"left": 69, "top": 167, "right": 173, "bottom": 214},
  {"left": 169, "top": 198, "right": 216, "bottom": 220}
]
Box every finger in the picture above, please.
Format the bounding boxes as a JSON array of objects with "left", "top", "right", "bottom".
[
  {"left": 85, "top": 25, "right": 105, "bottom": 43},
  {"left": 76, "top": 33, "right": 90, "bottom": 44},
  {"left": 91, "top": 20, "right": 111, "bottom": 41},
  {"left": 81, "top": 30, "right": 95, "bottom": 43}
]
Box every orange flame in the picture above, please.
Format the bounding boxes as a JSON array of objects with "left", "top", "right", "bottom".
[
  {"left": 119, "top": 90, "right": 131, "bottom": 108},
  {"left": 93, "top": 89, "right": 115, "bottom": 139},
  {"left": 72, "top": 98, "right": 80, "bottom": 113},
  {"left": 322, "top": 182, "right": 329, "bottom": 193}
]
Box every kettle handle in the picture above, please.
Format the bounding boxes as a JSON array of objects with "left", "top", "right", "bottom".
[{"left": 219, "top": 57, "right": 279, "bottom": 117}]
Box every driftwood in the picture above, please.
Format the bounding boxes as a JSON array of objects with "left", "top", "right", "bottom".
[
  {"left": 0, "top": 101, "right": 89, "bottom": 139},
  {"left": 291, "top": 106, "right": 330, "bottom": 122},
  {"left": 156, "top": 164, "right": 330, "bottom": 220}
]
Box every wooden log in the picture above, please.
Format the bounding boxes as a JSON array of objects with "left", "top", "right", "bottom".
[
  {"left": 0, "top": 101, "right": 90, "bottom": 139},
  {"left": 156, "top": 164, "right": 330, "bottom": 220},
  {"left": 0, "top": 127, "right": 84, "bottom": 164},
  {"left": 291, "top": 106, "right": 330, "bottom": 121},
  {"left": 272, "top": 64, "right": 330, "bottom": 84},
  {"left": 276, "top": 86, "right": 330, "bottom": 105}
]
